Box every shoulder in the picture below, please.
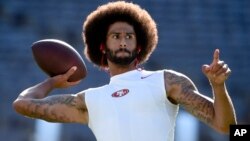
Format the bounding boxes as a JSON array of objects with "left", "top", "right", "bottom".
[
  {"left": 163, "top": 69, "right": 197, "bottom": 99},
  {"left": 140, "top": 69, "right": 190, "bottom": 84},
  {"left": 78, "top": 85, "right": 109, "bottom": 96},
  {"left": 140, "top": 69, "right": 165, "bottom": 77},
  {"left": 163, "top": 69, "right": 192, "bottom": 85},
  {"left": 163, "top": 69, "right": 186, "bottom": 77},
  {"left": 78, "top": 85, "right": 111, "bottom": 101}
]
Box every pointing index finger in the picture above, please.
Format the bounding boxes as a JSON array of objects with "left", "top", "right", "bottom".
[{"left": 212, "top": 49, "right": 220, "bottom": 64}]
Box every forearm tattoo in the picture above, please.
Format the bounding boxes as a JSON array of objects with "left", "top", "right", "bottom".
[
  {"left": 165, "top": 71, "right": 214, "bottom": 125},
  {"left": 25, "top": 95, "right": 85, "bottom": 122}
]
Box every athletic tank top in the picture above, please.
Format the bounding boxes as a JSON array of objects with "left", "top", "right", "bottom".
[{"left": 84, "top": 69, "right": 179, "bottom": 141}]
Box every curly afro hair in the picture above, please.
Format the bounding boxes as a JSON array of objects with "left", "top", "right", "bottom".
[{"left": 82, "top": 1, "right": 158, "bottom": 68}]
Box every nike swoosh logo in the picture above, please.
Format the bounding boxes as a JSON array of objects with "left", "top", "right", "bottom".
[{"left": 141, "top": 74, "right": 153, "bottom": 79}]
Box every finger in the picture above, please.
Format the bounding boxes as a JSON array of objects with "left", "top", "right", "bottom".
[
  {"left": 65, "top": 66, "right": 77, "bottom": 78},
  {"left": 202, "top": 64, "right": 210, "bottom": 74},
  {"left": 220, "top": 68, "right": 231, "bottom": 81},
  {"left": 215, "top": 64, "right": 228, "bottom": 76},
  {"left": 211, "top": 60, "right": 224, "bottom": 73},
  {"left": 67, "top": 80, "right": 82, "bottom": 86},
  {"left": 212, "top": 49, "right": 220, "bottom": 64},
  {"left": 224, "top": 68, "right": 231, "bottom": 77}
]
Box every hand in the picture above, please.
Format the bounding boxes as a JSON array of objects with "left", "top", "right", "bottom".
[
  {"left": 202, "top": 49, "right": 231, "bottom": 85},
  {"left": 50, "top": 66, "right": 81, "bottom": 88}
]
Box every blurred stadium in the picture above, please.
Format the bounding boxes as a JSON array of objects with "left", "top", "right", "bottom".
[{"left": 0, "top": 0, "right": 249, "bottom": 141}]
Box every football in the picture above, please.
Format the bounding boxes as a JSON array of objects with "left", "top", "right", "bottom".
[{"left": 31, "top": 39, "right": 87, "bottom": 82}]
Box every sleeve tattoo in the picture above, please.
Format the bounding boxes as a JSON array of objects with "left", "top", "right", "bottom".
[
  {"left": 24, "top": 95, "right": 86, "bottom": 122},
  {"left": 165, "top": 71, "right": 214, "bottom": 125}
]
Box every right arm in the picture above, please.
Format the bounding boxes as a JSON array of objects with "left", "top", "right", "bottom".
[{"left": 13, "top": 67, "right": 88, "bottom": 124}]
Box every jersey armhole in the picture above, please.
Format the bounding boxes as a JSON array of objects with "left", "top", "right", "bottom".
[{"left": 161, "top": 69, "right": 179, "bottom": 107}]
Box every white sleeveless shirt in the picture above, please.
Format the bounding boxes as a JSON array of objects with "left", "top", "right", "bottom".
[{"left": 84, "top": 69, "right": 179, "bottom": 141}]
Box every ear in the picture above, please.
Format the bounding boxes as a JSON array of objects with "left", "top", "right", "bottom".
[
  {"left": 100, "top": 43, "right": 106, "bottom": 54},
  {"left": 137, "top": 46, "right": 141, "bottom": 54}
]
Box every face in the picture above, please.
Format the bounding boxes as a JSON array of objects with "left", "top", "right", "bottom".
[{"left": 105, "top": 22, "right": 137, "bottom": 66}]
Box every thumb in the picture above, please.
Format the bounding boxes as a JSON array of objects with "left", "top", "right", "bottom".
[{"left": 202, "top": 64, "right": 210, "bottom": 75}]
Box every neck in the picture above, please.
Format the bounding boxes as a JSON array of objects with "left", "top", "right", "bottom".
[{"left": 107, "top": 60, "right": 137, "bottom": 77}]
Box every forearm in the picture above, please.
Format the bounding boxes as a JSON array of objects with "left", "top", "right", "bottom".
[
  {"left": 19, "top": 78, "right": 55, "bottom": 99},
  {"left": 212, "top": 83, "right": 237, "bottom": 133}
]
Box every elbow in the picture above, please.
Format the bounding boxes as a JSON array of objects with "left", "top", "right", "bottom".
[
  {"left": 12, "top": 99, "right": 21, "bottom": 113},
  {"left": 12, "top": 99, "right": 27, "bottom": 115},
  {"left": 214, "top": 119, "right": 237, "bottom": 134},
  {"left": 215, "top": 125, "right": 230, "bottom": 134}
]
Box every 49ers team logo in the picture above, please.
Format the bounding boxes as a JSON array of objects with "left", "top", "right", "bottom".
[{"left": 111, "top": 89, "right": 129, "bottom": 97}]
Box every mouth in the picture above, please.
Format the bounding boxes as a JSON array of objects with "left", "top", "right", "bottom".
[
  {"left": 105, "top": 47, "right": 137, "bottom": 65},
  {"left": 115, "top": 49, "right": 131, "bottom": 57}
]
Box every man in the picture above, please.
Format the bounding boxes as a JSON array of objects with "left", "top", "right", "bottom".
[{"left": 13, "top": 1, "right": 237, "bottom": 141}]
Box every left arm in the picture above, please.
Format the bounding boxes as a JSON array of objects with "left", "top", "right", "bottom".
[
  {"left": 201, "top": 49, "right": 237, "bottom": 133},
  {"left": 166, "top": 49, "right": 237, "bottom": 134}
]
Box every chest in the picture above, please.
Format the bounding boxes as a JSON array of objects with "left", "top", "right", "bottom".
[{"left": 92, "top": 80, "right": 166, "bottom": 117}]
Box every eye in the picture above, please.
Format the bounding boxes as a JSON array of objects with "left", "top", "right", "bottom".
[
  {"left": 126, "top": 34, "right": 135, "bottom": 39},
  {"left": 126, "top": 35, "right": 131, "bottom": 39},
  {"left": 112, "top": 34, "right": 119, "bottom": 39}
]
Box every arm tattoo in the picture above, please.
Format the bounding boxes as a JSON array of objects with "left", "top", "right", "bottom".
[
  {"left": 166, "top": 71, "right": 196, "bottom": 94},
  {"left": 165, "top": 71, "right": 214, "bottom": 125},
  {"left": 25, "top": 95, "right": 85, "bottom": 122}
]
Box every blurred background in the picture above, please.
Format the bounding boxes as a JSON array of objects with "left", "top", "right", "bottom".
[{"left": 0, "top": 0, "right": 249, "bottom": 141}]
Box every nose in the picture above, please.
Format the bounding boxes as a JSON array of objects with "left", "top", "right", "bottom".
[{"left": 120, "top": 38, "right": 127, "bottom": 48}]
